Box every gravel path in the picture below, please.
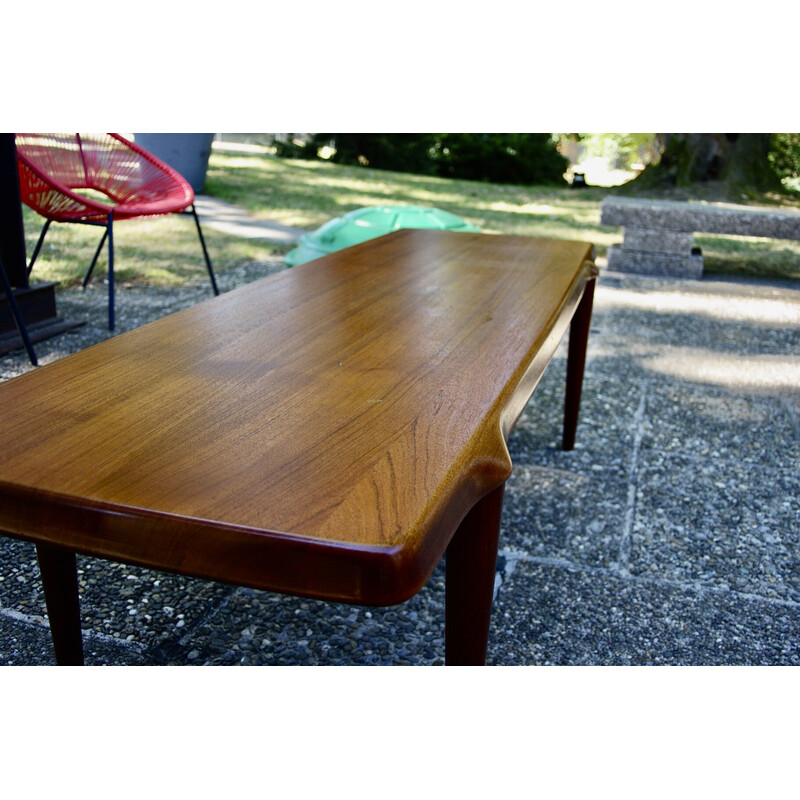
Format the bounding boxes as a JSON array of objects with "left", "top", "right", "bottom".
[{"left": 2, "top": 255, "right": 799, "bottom": 666}]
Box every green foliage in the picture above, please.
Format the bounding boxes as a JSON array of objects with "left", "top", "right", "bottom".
[
  {"left": 617, "top": 134, "right": 786, "bottom": 196},
  {"left": 273, "top": 138, "right": 318, "bottom": 160},
  {"left": 431, "top": 134, "right": 568, "bottom": 185},
  {"left": 283, "top": 134, "right": 568, "bottom": 186},
  {"left": 569, "top": 133, "right": 658, "bottom": 168},
  {"left": 310, "top": 134, "right": 437, "bottom": 175},
  {"left": 769, "top": 134, "right": 800, "bottom": 191}
]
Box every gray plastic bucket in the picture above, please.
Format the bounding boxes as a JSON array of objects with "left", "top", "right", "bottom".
[{"left": 133, "top": 133, "right": 215, "bottom": 193}]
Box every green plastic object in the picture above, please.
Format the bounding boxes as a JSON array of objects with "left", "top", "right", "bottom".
[{"left": 284, "top": 205, "right": 480, "bottom": 267}]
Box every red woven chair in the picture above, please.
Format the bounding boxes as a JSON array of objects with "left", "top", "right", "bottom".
[{"left": 15, "top": 133, "right": 219, "bottom": 330}]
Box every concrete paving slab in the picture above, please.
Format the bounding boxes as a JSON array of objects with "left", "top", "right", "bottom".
[
  {"left": 488, "top": 559, "right": 800, "bottom": 665},
  {"left": 630, "top": 452, "right": 799, "bottom": 600},
  {"left": 193, "top": 195, "right": 305, "bottom": 244},
  {"left": 184, "top": 565, "right": 447, "bottom": 666},
  {"left": 640, "top": 383, "right": 800, "bottom": 463},
  {"left": 502, "top": 464, "right": 628, "bottom": 570}
]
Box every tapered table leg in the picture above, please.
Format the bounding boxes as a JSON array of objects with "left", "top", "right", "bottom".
[
  {"left": 35, "top": 543, "right": 84, "bottom": 665},
  {"left": 445, "top": 484, "right": 505, "bottom": 666},
  {"left": 563, "top": 278, "right": 596, "bottom": 451}
]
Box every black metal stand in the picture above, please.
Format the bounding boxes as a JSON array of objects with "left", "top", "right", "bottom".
[
  {"left": 0, "top": 255, "right": 37, "bottom": 364},
  {"left": 0, "top": 134, "right": 83, "bottom": 363}
]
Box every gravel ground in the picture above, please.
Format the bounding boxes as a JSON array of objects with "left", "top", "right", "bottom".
[{"left": 1, "top": 257, "right": 799, "bottom": 666}]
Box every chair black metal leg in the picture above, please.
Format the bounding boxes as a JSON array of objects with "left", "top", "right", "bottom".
[
  {"left": 107, "top": 213, "right": 115, "bottom": 330},
  {"left": 0, "top": 255, "right": 37, "bottom": 365},
  {"left": 82, "top": 225, "right": 109, "bottom": 289},
  {"left": 27, "top": 219, "right": 51, "bottom": 277},
  {"left": 190, "top": 205, "right": 219, "bottom": 296}
]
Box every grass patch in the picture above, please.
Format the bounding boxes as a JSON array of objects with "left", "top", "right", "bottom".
[
  {"left": 698, "top": 234, "right": 800, "bottom": 281},
  {"left": 21, "top": 207, "right": 273, "bottom": 289},
  {"left": 207, "top": 146, "right": 800, "bottom": 281},
  {"left": 21, "top": 143, "right": 800, "bottom": 287},
  {"left": 205, "top": 148, "right": 617, "bottom": 241}
]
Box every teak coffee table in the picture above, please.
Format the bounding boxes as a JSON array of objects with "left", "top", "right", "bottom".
[{"left": 0, "top": 229, "right": 597, "bottom": 665}]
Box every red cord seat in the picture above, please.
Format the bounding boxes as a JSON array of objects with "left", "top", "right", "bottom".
[
  {"left": 16, "top": 133, "right": 194, "bottom": 221},
  {"left": 15, "top": 133, "right": 218, "bottom": 331}
]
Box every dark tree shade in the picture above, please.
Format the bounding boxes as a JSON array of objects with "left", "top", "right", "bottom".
[
  {"left": 622, "top": 133, "right": 784, "bottom": 195},
  {"left": 298, "top": 133, "right": 569, "bottom": 186}
]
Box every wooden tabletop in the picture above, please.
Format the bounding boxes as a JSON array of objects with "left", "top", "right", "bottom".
[{"left": 0, "top": 229, "right": 596, "bottom": 606}]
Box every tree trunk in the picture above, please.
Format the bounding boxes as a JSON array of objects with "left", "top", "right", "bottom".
[{"left": 621, "top": 133, "right": 782, "bottom": 196}]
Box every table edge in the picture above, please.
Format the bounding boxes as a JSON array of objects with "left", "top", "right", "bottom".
[{"left": 0, "top": 242, "right": 598, "bottom": 606}]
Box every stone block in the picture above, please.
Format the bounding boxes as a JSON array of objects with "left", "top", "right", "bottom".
[
  {"left": 607, "top": 246, "right": 704, "bottom": 278},
  {"left": 621, "top": 228, "right": 695, "bottom": 255},
  {"left": 601, "top": 197, "right": 800, "bottom": 239}
]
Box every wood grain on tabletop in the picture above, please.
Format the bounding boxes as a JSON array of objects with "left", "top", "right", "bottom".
[{"left": 0, "top": 230, "right": 595, "bottom": 601}]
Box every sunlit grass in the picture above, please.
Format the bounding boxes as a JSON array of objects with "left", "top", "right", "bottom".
[
  {"left": 21, "top": 206, "right": 274, "bottom": 288},
  {"left": 697, "top": 233, "right": 800, "bottom": 280},
  {"left": 204, "top": 144, "right": 800, "bottom": 281},
  {"left": 22, "top": 143, "right": 800, "bottom": 287},
  {"left": 205, "top": 148, "right": 616, "bottom": 246}
]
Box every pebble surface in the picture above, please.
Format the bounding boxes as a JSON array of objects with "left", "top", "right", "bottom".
[{"left": 1, "top": 258, "right": 799, "bottom": 665}]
